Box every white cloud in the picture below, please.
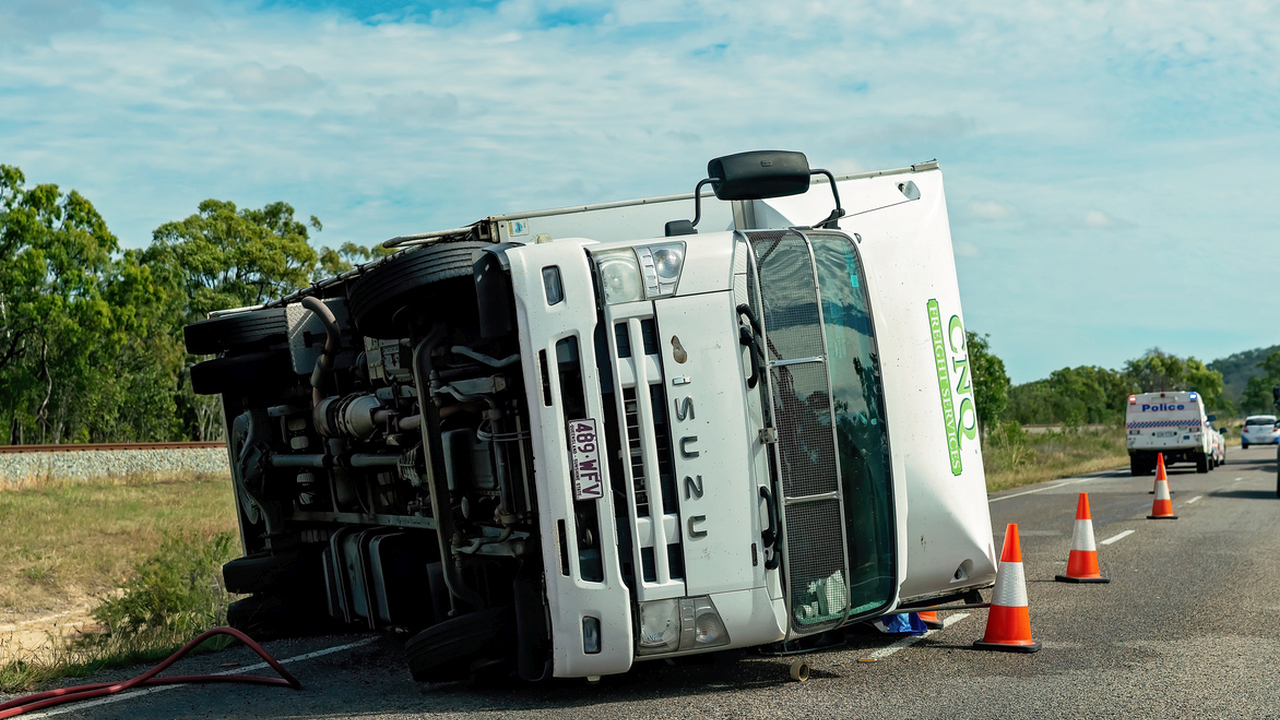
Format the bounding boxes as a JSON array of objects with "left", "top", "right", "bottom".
[
  {"left": 2, "top": 0, "right": 1279, "bottom": 382},
  {"left": 970, "top": 201, "right": 1016, "bottom": 220},
  {"left": 1084, "top": 210, "right": 1112, "bottom": 228},
  {"left": 195, "top": 63, "right": 327, "bottom": 104},
  {"left": 0, "top": 0, "right": 100, "bottom": 43}
]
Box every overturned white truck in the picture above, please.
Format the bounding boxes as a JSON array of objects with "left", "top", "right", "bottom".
[{"left": 185, "top": 151, "right": 997, "bottom": 681}]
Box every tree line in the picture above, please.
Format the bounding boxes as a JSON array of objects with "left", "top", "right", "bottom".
[
  {"left": 968, "top": 337, "right": 1280, "bottom": 430},
  {"left": 0, "top": 165, "right": 387, "bottom": 444},
  {"left": 2, "top": 164, "right": 1275, "bottom": 444}
]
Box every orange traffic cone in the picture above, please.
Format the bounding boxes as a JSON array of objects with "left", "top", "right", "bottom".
[
  {"left": 1149, "top": 453, "right": 1174, "bottom": 494},
  {"left": 1055, "top": 493, "right": 1110, "bottom": 583},
  {"left": 917, "top": 611, "right": 943, "bottom": 630},
  {"left": 1148, "top": 455, "right": 1178, "bottom": 520},
  {"left": 974, "top": 523, "right": 1041, "bottom": 653}
]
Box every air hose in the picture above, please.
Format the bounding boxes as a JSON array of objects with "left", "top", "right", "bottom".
[{"left": 0, "top": 627, "right": 301, "bottom": 718}]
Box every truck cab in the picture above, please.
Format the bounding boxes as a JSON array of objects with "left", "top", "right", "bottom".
[{"left": 185, "top": 151, "right": 997, "bottom": 682}]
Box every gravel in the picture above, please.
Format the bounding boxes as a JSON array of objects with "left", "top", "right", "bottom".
[{"left": 0, "top": 448, "right": 231, "bottom": 485}]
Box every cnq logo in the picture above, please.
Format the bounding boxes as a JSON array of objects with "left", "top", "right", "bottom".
[
  {"left": 945, "top": 316, "right": 979, "bottom": 450},
  {"left": 927, "top": 299, "right": 978, "bottom": 476}
]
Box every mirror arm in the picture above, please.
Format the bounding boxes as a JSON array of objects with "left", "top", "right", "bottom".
[
  {"left": 690, "top": 177, "right": 718, "bottom": 228},
  {"left": 810, "top": 169, "right": 845, "bottom": 229}
]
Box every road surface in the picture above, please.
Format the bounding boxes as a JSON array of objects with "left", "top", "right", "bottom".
[{"left": 12, "top": 448, "right": 1280, "bottom": 719}]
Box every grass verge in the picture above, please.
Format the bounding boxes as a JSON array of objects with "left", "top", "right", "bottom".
[
  {"left": 982, "top": 422, "right": 1129, "bottom": 493},
  {"left": 1, "top": 473, "right": 238, "bottom": 693}
]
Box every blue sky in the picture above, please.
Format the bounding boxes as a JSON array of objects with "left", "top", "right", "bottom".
[{"left": 2, "top": 0, "right": 1278, "bottom": 383}]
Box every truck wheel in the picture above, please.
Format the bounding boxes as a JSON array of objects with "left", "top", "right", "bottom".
[
  {"left": 226, "top": 593, "right": 336, "bottom": 640},
  {"left": 184, "top": 308, "right": 289, "bottom": 356},
  {"left": 189, "top": 350, "right": 297, "bottom": 396},
  {"left": 1195, "top": 452, "right": 1209, "bottom": 474},
  {"left": 406, "top": 606, "right": 515, "bottom": 683},
  {"left": 1129, "top": 456, "right": 1143, "bottom": 477},
  {"left": 223, "top": 549, "right": 326, "bottom": 595},
  {"left": 348, "top": 240, "right": 490, "bottom": 339}
]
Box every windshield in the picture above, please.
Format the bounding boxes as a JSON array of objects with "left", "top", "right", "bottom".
[
  {"left": 1246, "top": 416, "right": 1277, "bottom": 426},
  {"left": 810, "top": 231, "right": 895, "bottom": 618},
  {"left": 747, "top": 229, "right": 895, "bottom": 630}
]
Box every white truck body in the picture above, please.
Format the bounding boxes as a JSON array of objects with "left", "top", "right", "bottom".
[
  {"left": 191, "top": 154, "right": 996, "bottom": 682},
  {"left": 490, "top": 166, "right": 998, "bottom": 616},
  {"left": 1126, "top": 391, "right": 1213, "bottom": 474}
]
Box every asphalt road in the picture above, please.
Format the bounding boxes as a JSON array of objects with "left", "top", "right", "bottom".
[{"left": 13, "top": 448, "right": 1280, "bottom": 719}]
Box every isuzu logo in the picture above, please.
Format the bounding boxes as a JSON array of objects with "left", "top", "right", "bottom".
[{"left": 673, "top": 392, "right": 708, "bottom": 539}]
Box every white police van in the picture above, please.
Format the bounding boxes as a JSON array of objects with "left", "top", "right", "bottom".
[{"left": 1126, "top": 391, "right": 1216, "bottom": 475}]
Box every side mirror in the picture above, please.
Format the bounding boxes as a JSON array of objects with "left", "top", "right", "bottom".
[
  {"left": 672, "top": 150, "right": 847, "bottom": 233},
  {"left": 1207, "top": 414, "right": 1216, "bottom": 422},
  {"left": 707, "top": 151, "right": 812, "bottom": 201}
]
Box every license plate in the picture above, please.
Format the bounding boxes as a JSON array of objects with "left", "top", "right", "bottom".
[
  {"left": 1154, "top": 431, "right": 1176, "bottom": 437},
  {"left": 567, "top": 419, "right": 605, "bottom": 501}
]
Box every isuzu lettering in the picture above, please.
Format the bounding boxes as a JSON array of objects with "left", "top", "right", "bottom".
[{"left": 184, "top": 151, "right": 998, "bottom": 682}]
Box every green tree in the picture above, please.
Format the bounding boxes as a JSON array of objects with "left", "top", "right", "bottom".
[
  {"left": 145, "top": 200, "right": 321, "bottom": 317},
  {"left": 1123, "top": 348, "right": 1224, "bottom": 411},
  {"left": 316, "top": 240, "right": 394, "bottom": 279},
  {"left": 1240, "top": 350, "right": 1280, "bottom": 414},
  {"left": 965, "top": 331, "right": 1009, "bottom": 433},
  {"left": 0, "top": 165, "right": 119, "bottom": 443}
]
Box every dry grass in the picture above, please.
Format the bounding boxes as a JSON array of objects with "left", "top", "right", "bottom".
[
  {"left": 0, "top": 473, "right": 240, "bottom": 692},
  {"left": 982, "top": 423, "right": 1129, "bottom": 493},
  {"left": 0, "top": 472, "right": 238, "bottom": 617}
]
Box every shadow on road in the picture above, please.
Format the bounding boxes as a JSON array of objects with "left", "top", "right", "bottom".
[{"left": 1211, "top": 489, "right": 1278, "bottom": 500}]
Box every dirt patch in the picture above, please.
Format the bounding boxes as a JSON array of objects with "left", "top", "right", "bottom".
[{"left": 0, "top": 597, "right": 100, "bottom": 664}]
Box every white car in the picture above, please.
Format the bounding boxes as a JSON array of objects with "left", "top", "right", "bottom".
[{"left": 1241, "top": 415, "right": 1280, "bottom": 449}]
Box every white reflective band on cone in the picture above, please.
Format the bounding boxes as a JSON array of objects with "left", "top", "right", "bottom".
[
  {"left": 1154, "top": 481, "right": 1171, "bottom": 501},
  {"left": 992, "top": 561, "right": 1028, "bottom": 608},
  {"left": 1071, "top": 518, "right": 1096, "bottom": 552}
]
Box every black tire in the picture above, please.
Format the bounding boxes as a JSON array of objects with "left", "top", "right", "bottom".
[
  {"left": 405, "top": 606, "right": 515, "bottom": 683},
  {"left": 184, "top": 308, "right": 289, "bottom": 356},
  {"left": 190, "top": 350, "right": 296, "bottom": 396},
  {"left": 1195, "top": 452, "right": 1209, "bottom": 474},
  {"left": 1242, "top": 442, "right": 1249, "bottom": 449},
  {"left": 223, "top": 550, "right": 326, "bottom": 595},
  {"left": 348, "top": 241, "right": 489, "bottom": 339},
  {"left": 226, "top": 593, "right": 336, "bottom": 641}
]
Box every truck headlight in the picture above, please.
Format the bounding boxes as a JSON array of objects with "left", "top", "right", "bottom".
[
  {"left": 636, "top": 596, "right": 730, "bottom": 656},
  {"left": 595, "top": 249, "right": 645, "bottom": 305},
  {"left": 637, "top": 599, "right": 680, "bottom": 655},
  {"left": 593, "top": 241, "right": 686, "bottom": 305},
  {"left": 637, "top": 242, "right": 685, "bottom": 298}
]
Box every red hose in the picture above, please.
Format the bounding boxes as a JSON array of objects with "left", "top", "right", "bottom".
[{"left": 0, "top": 627, "right": 301, "bottom": 718}]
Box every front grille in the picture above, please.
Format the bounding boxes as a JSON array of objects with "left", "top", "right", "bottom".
[
  {"left": 602, "top": 314, "right": 685, "bottom": 595},
  {"left": 622, "top": 386, "right": 651, "bottom": 518}
]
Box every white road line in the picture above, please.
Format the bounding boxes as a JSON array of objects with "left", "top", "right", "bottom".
[
  {"left": 1099, "top": 530, "right": 1134, "bottom": 546},
  {"left": 866, "top": 612, "right": 971, "bottom": 660},
  {"left": 23, "top": 636, "right": 379, "bottom": 718},
  {"left": 1185, "top": 495, "right": 1204, "bottom": 504},
  {"left": 989, "top": 475, "right": 1098, "bottom": 503}
]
